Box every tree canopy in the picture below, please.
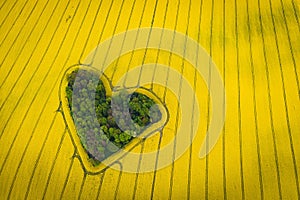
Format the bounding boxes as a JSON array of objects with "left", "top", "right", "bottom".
[{"left": 66, "top": 69, "right": 162, "bottom": 165}]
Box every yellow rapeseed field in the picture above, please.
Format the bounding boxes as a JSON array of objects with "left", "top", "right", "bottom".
[{"left": 0, "top": 0, "right": 299, "bottom": 199}]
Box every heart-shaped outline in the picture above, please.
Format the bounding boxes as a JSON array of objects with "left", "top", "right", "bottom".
[{"left": 59, "top": 65, "right": 168, "bottom": 174}]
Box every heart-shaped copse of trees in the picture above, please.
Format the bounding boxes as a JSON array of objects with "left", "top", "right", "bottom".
[{"left": 61, "top": 66, "right": 167, "bottom": 173}]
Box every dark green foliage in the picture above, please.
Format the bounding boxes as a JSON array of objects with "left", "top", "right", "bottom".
[{"left": 66, "top": 69, "right": 162, "bottom": 165}]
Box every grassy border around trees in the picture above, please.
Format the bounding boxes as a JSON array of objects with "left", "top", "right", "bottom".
[{"left": 60, "top": 65, "right": 168, "bottom": 173}]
